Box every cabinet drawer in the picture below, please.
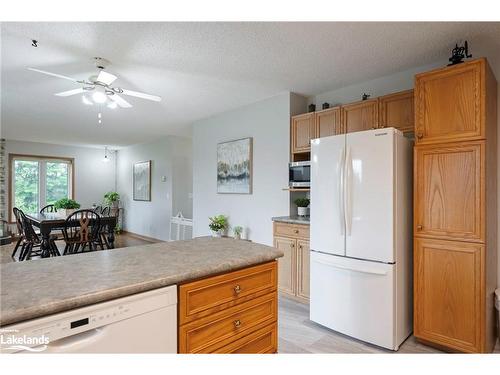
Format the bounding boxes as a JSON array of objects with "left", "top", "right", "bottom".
[
  {"left": 273, "top": 222, "right": 309, "bottom": 239},
  {"left": 179, "top": 292, "right": 277, "bottom": 353},
  {"left": 211, "top": 322, "right": 277, "bottom": 353},
  {"left": 179, "top": 261, "right": 277, "bottom": 325}
]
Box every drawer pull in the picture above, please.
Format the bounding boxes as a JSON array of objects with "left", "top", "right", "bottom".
[
  {"left": 416, "top": 225, "right": 423, "bottom": 231},
  {"left": 233, "top": 285, "right": 241, "bottom": 294},
  {"left": 416, "top": 132, "right": 423, "bottom": 139},
  {"left": 294, "top": 229, "right": 299, "bottom": 234},
  {"left": 234, "top": 319, "right": 242, "bottom": 328}
]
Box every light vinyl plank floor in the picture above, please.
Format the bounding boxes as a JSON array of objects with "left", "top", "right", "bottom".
[{"left": 278, "top": 295, "right": 500, "bottom": 354}]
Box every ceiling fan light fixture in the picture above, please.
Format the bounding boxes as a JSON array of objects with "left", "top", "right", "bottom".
[
  {"left": 82, "top": 96, "right": 93, "bottom": 105},
  {"left": 107, "top": 101, "right": 118, "bottom": 109},
  {"left": 92, "top": 91, "right": 107, "bottom": 104}
]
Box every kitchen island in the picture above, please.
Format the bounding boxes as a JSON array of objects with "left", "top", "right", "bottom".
[{"left": 0, "top": 237, "right": 283, "bottom": 353}]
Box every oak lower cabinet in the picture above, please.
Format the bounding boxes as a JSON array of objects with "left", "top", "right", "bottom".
[
  {"left": 341, "top": 98, "right": 379, "bottom": 133},
  {"left": 273, "top": 222, "right": 310, "bottom": 303},
  {"left": 414, "top": 58, "right": 497, "bottom": 353},
  {"left": 178, "top": 261, "right": 278, "bottom": 353},
  {"left": 291, "top": 112, "right": 316, "bottom": 154},
  {"left": 378, "top": 89, "right": 414, "bottom": 133},
  {"left": 414, "top": 238, "right": 484, "bottom": 353}
]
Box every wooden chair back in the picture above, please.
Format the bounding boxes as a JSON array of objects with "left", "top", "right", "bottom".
[
  {"left": 40, "top": 204, "right": 57, "bottom": 214},
  {"left": 63, "top": 209, "right": 101, "bottom": 245},
  {"left": 18, "top": 209, "right": 40, "bottom": 244}
]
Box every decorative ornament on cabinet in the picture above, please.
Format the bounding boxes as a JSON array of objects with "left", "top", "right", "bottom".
[{"left": 448, "top": 40, "right": 472, "bottom": 66}]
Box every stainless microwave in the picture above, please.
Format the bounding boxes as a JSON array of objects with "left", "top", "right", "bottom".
[{"left": 289, "top": 161, "right": 311, "bottom": 187}]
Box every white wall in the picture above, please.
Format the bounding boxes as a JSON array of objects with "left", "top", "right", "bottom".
[
  {"left": 4, "top": 139, "right": 116, "bottom": 211},
  {"left": 309, "top": 62, "right": 442, "bottom": 107},
  {"left": 116, "top": 136, "right": 192, "bottom": 241},
  {"left": 192, "top": 92, "right": 301, "bottom": 246}
]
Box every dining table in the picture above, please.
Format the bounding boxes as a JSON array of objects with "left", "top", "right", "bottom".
[{"left": 26, "top": 211, "right": 117, "bottom": 258}]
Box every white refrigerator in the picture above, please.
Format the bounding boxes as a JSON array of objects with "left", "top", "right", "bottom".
[{"left": 309, "top": 127, "right": 413, "bottom": 351}]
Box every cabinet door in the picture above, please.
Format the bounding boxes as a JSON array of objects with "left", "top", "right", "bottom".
[
  {"left": 273, "top": 237, "right": 296, "bottom": 296},
  {"left": 297, "top": 240, "right": 310, "bottom": 301},
  {"left": 341, "top": 99, "right": 378, "bottom": 133},
  {"left": 291, "top": 113, "right": 316, "bottom": 153},
  {"left": 415, "top": 59, "right": 484, "bottom": 144},
  {"left": 315, "top": 107, "right": 342, "bottom": 138},
  {"left": 414, "top": 142, "right": 484, "bottom": 242},
  {"left": 379, "top": 90, "right": 414, "bottom": 133},
  {"left": 414, "top": 238, "right": 484, "bottom": 353}
]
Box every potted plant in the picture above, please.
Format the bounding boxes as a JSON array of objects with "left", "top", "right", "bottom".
[
  {"left": 208, "top": 215, "right": 229, "bottom": 237},
  {"left": 294, "top": 198, "right": 310, "bottom": 217},
  {"left": 104, "top": 191, "right": 120, "bottom": 209},
  {"left": 54, "top": 198, "right": 81, "bottom": 217},
  {"left": 233, "top": 226, "right": 243, "bottom": 240}
]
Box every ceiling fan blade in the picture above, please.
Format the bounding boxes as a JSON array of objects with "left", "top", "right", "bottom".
[
  {"left": 54, "top": 88, "right": 85, "bottom": 97},
  {"left": 97, "top": 71, "right": 117, "bottom": 85},
  {"left": 109, "top": 94, "right": 132, "bottom": 108},
  {"left": 121, "top": 89, "right": 161, "bottom": 102},
  {"left": 28, "top": 68, "right": 81, "bottom": 83}
]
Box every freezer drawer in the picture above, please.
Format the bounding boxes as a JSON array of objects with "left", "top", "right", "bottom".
[{"left": 310, "top": 251, "right": 398, "bottom": 350}]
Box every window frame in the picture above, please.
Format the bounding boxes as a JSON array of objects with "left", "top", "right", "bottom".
[{"left": 8, "top": 153, "right": 75, "bottom": 222}]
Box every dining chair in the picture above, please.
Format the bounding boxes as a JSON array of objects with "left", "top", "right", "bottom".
[
  {"left": 101, "top": 206, "right": 111, "bottom": 216},
  {"left": 40, "top": 204, "right": 57, "bottom": 214},
  {"left": 92, "top": 206, "right": 112, "bottom": 249},
  {"left": 17, "top": 209, "right": 60, "bottom": 261},
  {"left": 93, "top": 206, "right": 103, "bottom": 214},
  {"left": 11, "top": 207, "right": 24, "bottom": 259},
  {"left": 62, "top": 209, "right": 101, "bottom": 255}
]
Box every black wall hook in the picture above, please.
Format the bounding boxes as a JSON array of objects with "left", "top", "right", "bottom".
[{"left": 31, "top": 40, "right": 38, "bottom": 47}]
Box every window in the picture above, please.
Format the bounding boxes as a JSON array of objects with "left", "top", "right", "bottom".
[{"left": 10, "top": 155, "right": 74, "bottom": 219}]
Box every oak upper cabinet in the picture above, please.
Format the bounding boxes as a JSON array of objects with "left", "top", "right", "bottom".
[
  {"left": 414, "top": 58, "right": 497, "bottom": 353},
  {"left": 414, "top": 59, "right": 484, "bottom": 144},
  {"left": 291, "top": 112, "right": 316, "bottom": 153},
  {"left": 341, "top": 99, "right": 379, "bottom": 133},
  {"left": 379, "top": 90, "right": 414, "bottom": 133},
  {"left": 315, "top": 106, "right": 342, "bottom": 138},
  {"left": 273, "top": 236, "right": 296, "bottom": 296},
  {"left": 414, "top": 238, "right": 484, "bottom": 353},
  {"left": 414, "top": 141, "right": 484, "bottom": 242},
  {"left": 273, "top": 222, "right": 310, "bottom": 303}
]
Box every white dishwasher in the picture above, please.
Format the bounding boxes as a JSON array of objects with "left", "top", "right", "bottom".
[{"left": 1, "top": 285, "right": 177, "bottom": 354}]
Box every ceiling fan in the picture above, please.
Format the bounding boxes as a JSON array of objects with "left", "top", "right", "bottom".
[{"left": 28, "top": 57, "right": 161, "bottom": 109}]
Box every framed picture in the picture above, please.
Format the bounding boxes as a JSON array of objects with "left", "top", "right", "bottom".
[
  {"left": 133, "top": 160, "right": 151, "bottom": 201},
  {"left": 217, "top": 137, "right": 252, "bottom": 194}
]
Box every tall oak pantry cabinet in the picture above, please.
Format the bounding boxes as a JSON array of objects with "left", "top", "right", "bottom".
[{"left": 413, "top": 58, "right": 498, "bottom": 353}]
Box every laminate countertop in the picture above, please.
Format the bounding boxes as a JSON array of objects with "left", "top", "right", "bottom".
[
  {"left": 272, "top": 216, "right": 310, "bottom": 225},
  {"left": 0, "top": 237, "right": 283, "bottom": 327}
]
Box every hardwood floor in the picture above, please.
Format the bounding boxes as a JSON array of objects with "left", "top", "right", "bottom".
[
  {"left": 0, "top": 232, "right": 160, "bottom": 264},
  {"left": 278, "top": 295, "right": 500, "bottom": 354}
]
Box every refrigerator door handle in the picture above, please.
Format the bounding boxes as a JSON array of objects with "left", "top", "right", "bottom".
[
  {"left": 345, "top": 147, "right": 353, "bottom": 236},
  {"left": 339, "top": 147, "right": 345, "bottom": 235},
  {"left": 314, "top": 258, "right": 388, "bottom": 276}
]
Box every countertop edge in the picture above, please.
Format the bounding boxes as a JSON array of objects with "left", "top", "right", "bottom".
[
  {"left": 1, "top": 254, "right": 282, "bottom": 327},
  {"left": 271, "top": 216, "right": 310, "bottom": 225}
]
